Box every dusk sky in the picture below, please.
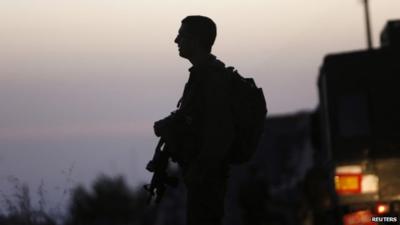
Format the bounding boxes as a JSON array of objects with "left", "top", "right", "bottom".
[{"left": 1, "top": 0, "right": 399, "bottom": 211}]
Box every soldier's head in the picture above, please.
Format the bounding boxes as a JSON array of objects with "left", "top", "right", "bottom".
[{"left": 174, "top": 15, "right": 217, "bottom": 59}]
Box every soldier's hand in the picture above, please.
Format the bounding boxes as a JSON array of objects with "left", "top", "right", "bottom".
[
  {"left": 153, "top": 117, "right": 171, "bottom": 137},
  {"left": 154, "top": 113, "right": 178, "bottom": 137},
  {"left": 153, "top": 120, "right": 164, "bottom": 137}
]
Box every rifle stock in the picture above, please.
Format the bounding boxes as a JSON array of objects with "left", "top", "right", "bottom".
[{"left": 144, "top": 138, "right": 178, "bottom": 204}]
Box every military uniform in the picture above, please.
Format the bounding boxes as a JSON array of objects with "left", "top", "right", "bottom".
[{"left": 176, "top": 54, "right": 234, "bottom": 225}]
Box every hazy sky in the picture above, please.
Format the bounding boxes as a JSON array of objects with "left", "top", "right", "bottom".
[{"left": 0, "top": 0, "right": 399, "bottom": 211}]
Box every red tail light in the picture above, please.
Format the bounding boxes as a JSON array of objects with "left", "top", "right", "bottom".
[
  {"left": 334, "top": 165, "right": 379, "bottom": 195},
  {"left": 376, "top": 203, "right": 390, "bottom": 215}
]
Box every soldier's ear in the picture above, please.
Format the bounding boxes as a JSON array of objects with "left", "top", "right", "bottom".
[{"left": 192, "top": 37, "right": 203, "bottom": 49}]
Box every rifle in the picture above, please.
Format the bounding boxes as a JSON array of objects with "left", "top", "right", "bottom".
[{"left": 144, "top": 138, "right": 178, "bottom": 204}]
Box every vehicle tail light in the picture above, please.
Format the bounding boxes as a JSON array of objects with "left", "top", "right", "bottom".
[
  {"left": 343, "top": 210, "right": 377, "bottom": 225},
  {"left": 361, "top": 174, "right": 379, "bottom": 193},
  {"left": 335, "top": 165, "right": 362, "bottom": 194},
  {"left": 376, "top": 203, "right": 390, "bottom": 215},
  {"left": 335, "top": 173, "right": 362, "bottom": 194},
  {"left": 335, "top": 165, "right": 379, "bottom": 195}
]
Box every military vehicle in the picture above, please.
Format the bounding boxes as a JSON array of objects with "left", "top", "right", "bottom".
[{"left": 318, "top": 20, "right": 400, "bottom": 225}]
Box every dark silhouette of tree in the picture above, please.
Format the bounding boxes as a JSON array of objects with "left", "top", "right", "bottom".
[
  {"left": 65, "top": 175, "right": 156, "bottom": 225},
  {"left": 0, "top": 178, "right": 57, "bottom": 225},
  {"left": 0, "top": 214, "right": 56, "bottom": 225}
]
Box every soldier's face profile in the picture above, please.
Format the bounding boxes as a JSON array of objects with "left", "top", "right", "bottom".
[{"left": 174, "top": 24, "right": 197, "bottom": 59}]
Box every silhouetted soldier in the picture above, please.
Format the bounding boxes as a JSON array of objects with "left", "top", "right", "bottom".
[
  {"left": 238, "top": 165, "right": 269, "bottom": 225},
  {"left": 154, "top": 15, "right": 234, "bottom": 225}
]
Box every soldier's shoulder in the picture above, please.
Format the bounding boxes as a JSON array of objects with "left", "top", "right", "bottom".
[
  {"left": 204, "top": 64, "right": 228, "bottom": 81},
  {"left": 200, "top": 68, "right": 230, "bottom": 93}
]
